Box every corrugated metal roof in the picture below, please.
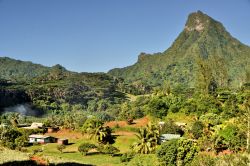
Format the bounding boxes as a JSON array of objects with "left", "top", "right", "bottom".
[
  {"left": 160, "top": 134, "right": 181, "bottom": 140},
  {"left": 29, "top": 135, "right": 51, "bottom": 139}
]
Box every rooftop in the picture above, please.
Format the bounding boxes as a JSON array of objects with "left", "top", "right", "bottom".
[{"left": 29, "top": 135, "right": 52, "bottom": 139}]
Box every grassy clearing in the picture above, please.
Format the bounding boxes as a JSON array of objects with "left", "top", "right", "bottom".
[
  {"left": 27, "top": 142, "right": 124, "bottom": 165},
  {"left": 25, "top": 130, "right": 137, "bottom": 165},
  {"left": 1, "top": 118, "right": 144, "bottom": 165},
  {"left": 113, "top": 134, "right": 137, "bottom": 153}
]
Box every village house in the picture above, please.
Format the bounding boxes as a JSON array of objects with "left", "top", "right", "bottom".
[{"left": 28, "top": 134, "right": 56, "bottom": 144}]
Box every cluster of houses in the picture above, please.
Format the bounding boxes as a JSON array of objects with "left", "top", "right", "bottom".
[
  {"left": 0, "top": 122, "right": 68, "bottom": 145},
  {"left": 1, "top": 120, "right": 188, "bottom": 145},
  {"left": 28, "top": 134, "right": 68, "bottom": 145},
  {"left": 23, "top": 123, "right": 68, "bottom": 145}
]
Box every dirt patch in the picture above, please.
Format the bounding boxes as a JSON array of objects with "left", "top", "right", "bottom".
[
  {"left": 45, "top": 129, "right": 84, "bottom": 140},
  {"left": 114, "top": 131, "right": 136, "bottom": 136},
  {"left": 30, "top": 156, "right": 47, "bottom": 165},
  {"left": 105, "top": 116, "right": 149, "bottom": 128}
]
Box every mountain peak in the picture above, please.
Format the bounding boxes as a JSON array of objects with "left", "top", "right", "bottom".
[
  {"left": 185, "top": 11, "right": 212, "bottom": 32},
  {"left": 109, "top": 11, "right": 250, "bottom": 89}
]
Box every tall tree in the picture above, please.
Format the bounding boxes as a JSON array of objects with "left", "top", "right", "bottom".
[
  {"left": 195, "top": 57, "right": 213, "bottom": 94},
  {"left": 132, "top": 123, "right": 159, "bottom": 154}
]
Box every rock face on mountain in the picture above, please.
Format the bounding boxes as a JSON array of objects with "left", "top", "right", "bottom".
[{"left": 108, "top": 11, "right": 250, "bottom": 90}]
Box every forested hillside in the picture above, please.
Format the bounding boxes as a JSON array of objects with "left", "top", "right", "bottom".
[
  {"left": 0, "top": 57, "right": 126, "bottom": 112},
  {"left": 109, "top": 11, "right": 250, "bottom": 92}
]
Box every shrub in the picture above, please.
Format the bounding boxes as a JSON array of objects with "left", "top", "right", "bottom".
[
  {"left": 191, "top": 121, "right": 204, "bottom": 139},
  {"left": 57, "top": 144, "right": 66, "bottom": 153},
  {"left": 190, "top": 153, "right": 216, "bottom": 166},
  {"left": 214, "top": 124, "right": 246, "bottom": 152},
  {"left": 120, "top": 152, "right": 135, "bottom": 163},
  {"left": 127, "top": 154, "right": 159, "bottom": 166},
  {"left": 156, "top": 139, "right": 178, "bottom": 166},
  {"left": 32, "top": 148, "right": 43, "bottom": 155},
  {"left": 177, "top": 139, "right": 199, "bottom": 165},
  {"left": 15, "top": 136, "right": 29, "bottom": 150},
  {"left": 99, "top": 144, "right": 120, "bottom": 156},
  {"left": 161, "top": 119, "right": 184, "bottom": 135},
  {"left": 156, "top": 139, "right": 199, "bottom": 166},
  {"left": 78, "top": 143, "right": 96, "bottom": 156}
]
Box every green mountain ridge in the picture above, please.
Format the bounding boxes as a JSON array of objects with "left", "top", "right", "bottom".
[
  {"left": 0, "top": 57, "right": 125, "bottom": 110},
  {"left": 108, "top": 11, "right": 250, "bottom": 90}
]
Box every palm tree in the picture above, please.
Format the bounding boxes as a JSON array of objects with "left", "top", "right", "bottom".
[
  {"left": 132, "top": 123, "right": 159, "bottom": 154},
  {"left": 94, "top": 126, "right": 114, "bottom": 144}
]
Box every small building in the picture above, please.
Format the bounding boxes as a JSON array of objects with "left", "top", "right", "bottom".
[
  {"left": 29, "top": 135, "right": 56, "bottom": 144},
  {"left": 159, "top": 134, "right": 181, "bottom": 143},
  {"left": 46, "top": 126, "right": 59, "bottom": 133},
  {"left": 57, "top": 138, "right": 68, "bottom": 145}
]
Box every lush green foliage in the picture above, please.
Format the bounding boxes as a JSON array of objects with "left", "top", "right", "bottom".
[
  {"left": 78, "top": 143, "right": 97, "bottom": 156},
  {"left": 156, "top": 139, "right": 178, "bottom": 166},
  {"left": 132, "top": 123, "right": 159, "bottom": 154},
  {"left": 191, "top": 121, "right": 204, "bottom": 139},
  {"left": 120, "top": 152, "right": 135, "bottom": 162},
  {"left": 98, "top": 144, "right": 120, "bottom": 156},
  {"left": 156, "top": 139, "right": 199, "bottom": 166},
  {"left": 161, "top": 119, "right": 183, "bottom": 135},
  {"left": 214, "top": 124, "right": 246, "bottom": 152}
]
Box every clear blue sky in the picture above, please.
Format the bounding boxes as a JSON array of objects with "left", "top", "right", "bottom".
[{"left": 0, "top": 0, "right": 250, "bottom": 72}]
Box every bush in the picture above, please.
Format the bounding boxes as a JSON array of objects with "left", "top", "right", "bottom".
[
  {"left": 191, "top": 121, "right": 204, "bottom": 139},
  {"left": 214, "top": 124, "right": 246, "bottom": 152},
  {"left": 98, "top": 144, "right": 120, "bottom": 156},
  {"left": 147, "top": 98, "right": 169, "bottom": 118},
  {"left": 15, "top": 136, "right": 29, "bottom": 150},
  {"left": 57, "top": 144, "right": 66, "bottom": 153},
  {"left": 161, "top": 119, "right": 183, "bottom": 135},
  {"left": 78, "top": 143, "right": 96, "bottom": 156},
  {"left": 156, "top": 139, "right": 178, "bottom": 166},
  {"left": 127, "top": 154, "right": 159, "bottom": 166},
  {"left": 156, "top": 139, "right": 199, "bottom": 166},
  {"left": 177, "top": 139, "right": 199, "bottom": 165},
  {"left": 120, "top": 152, "right": 135, "bottom": 162},
  {"left": 32, "top": 148, "right": 43, "bottom": 155},
  {"left": 190, "top": 153, "right": 216, "bottom": 166},
  {"left": 219, "top": 154, "right": 249, "bottom": 166}
]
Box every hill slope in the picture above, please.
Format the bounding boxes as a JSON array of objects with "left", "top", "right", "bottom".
[
  {"left": 0, "top": 57, "right": 125, "bottom": 110},
  {"left": 108, "top": 11, "right": 250, "bottom": 91}
]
